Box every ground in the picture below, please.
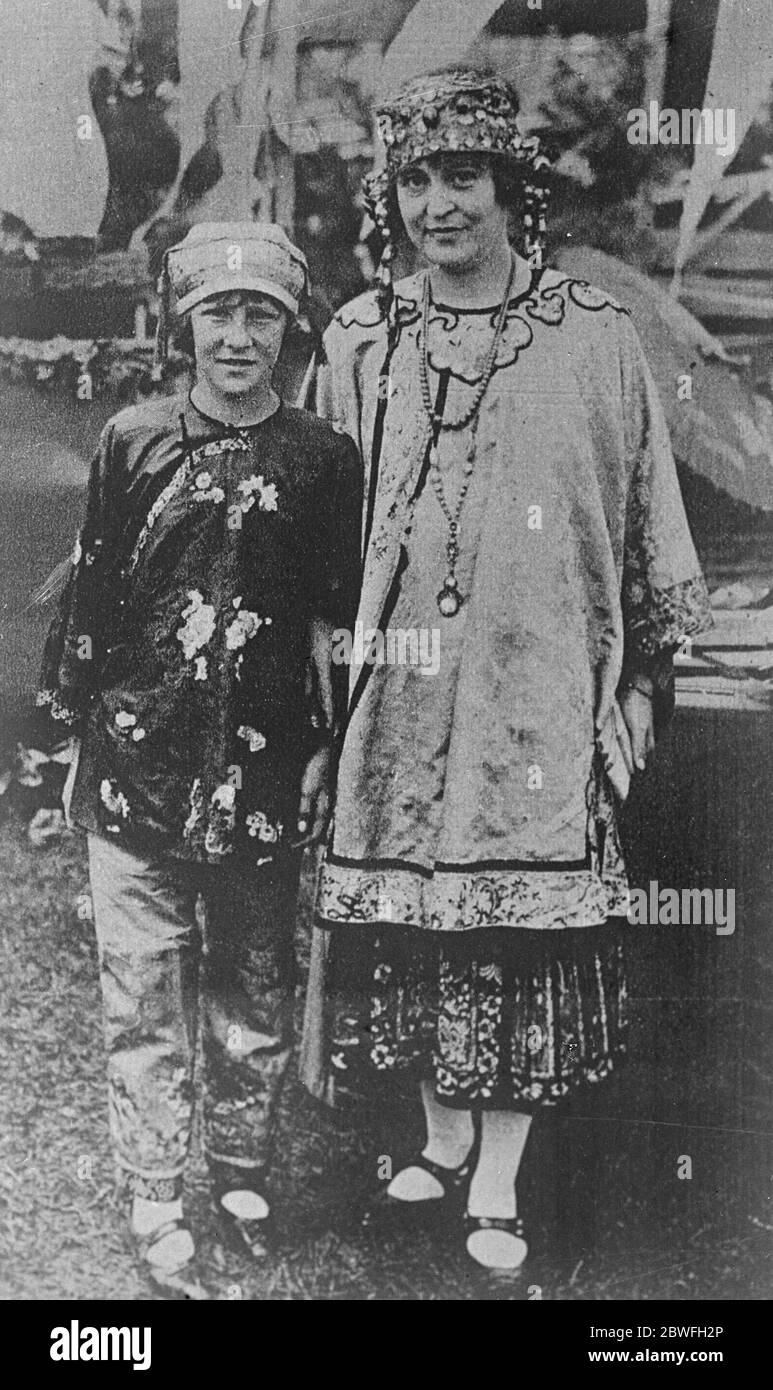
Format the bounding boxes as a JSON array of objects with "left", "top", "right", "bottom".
[{"left": 0, "top": 811, "right": 770, "bottom": 1302}]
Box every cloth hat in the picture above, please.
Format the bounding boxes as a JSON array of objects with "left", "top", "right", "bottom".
[
  {"left": 168, "top": 221, "right": 308, "bottom": 317},
  {"left": 152, "top": 221, "right": 309, "bottom": 380}
]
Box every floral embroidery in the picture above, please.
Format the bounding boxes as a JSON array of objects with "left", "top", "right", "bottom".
[
  {"left": 225, "top": 608, "right": 267, "bottom": 651},
  {"left": 100, "top": 778, "right": 130, "bottom": 818},
  {"left": 193, "top": 488, "right": 226, "bottom": 504},
  {"left": 318, "top": 858, "right": 621, "bottom": 931},
  {"left": 204, "top": 783, "right": 236, "bottom": 858},
  {"left": 191, "top": 469, "right": 226, "bottom": 505},
  {"left": 115, "top": 710, "right": 136, "bottom": 729},
  {"left": 212, "top": 783, "right": 236, "bottom": 811},
  {"left": 237, "top": 725, "right": 267, "bottom": 753},
  {"left": 176, "top": 589, "right": 216, "bottom": 659},
  {"left": 622, "top": 414, "right": 712, "bottom": 656},
  {"left": 236, "top": 474, "right": 279, "bottom": 513},
  {"left": 132, "top": 727, "right": 146, "bottom": 742},
  {"left": 194, "top": 656, "right": 208, "bottom": 681},
  {"left": 624, "top": 574, "right": 712, "bottom": 656},
  {"left": 327, "top": 930, "right": 628, "bottom": 1106},
  {"left": 36, "top": 688, "right": 79, "bottom": 724},
  {"left": 183, "top": 778, "right": 204, "bottom": 839},
  {"left": 245, "top": 810, "right": 282, "bottom": 843},
  {"left": 119, "top": 1170, "right": 184, "bottom": 1203}
]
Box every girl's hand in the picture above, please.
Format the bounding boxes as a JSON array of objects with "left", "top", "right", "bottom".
[
  {"left": 619, "top": 687, "right": 656, "bottom": 772},
  {"left": 291, "top": 745, "right": 334, "bottom": 849}
]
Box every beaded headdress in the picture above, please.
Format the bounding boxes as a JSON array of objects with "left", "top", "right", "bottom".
[
  {"left": 363, "top": 69, "right": 551, "bottom": 314},
  {"left": 153, "top": 222, "right": 308, "bottom": 379}
]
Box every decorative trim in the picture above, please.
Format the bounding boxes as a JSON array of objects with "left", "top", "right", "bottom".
[
  {"left": 204, "top": 1149, "right": 269, "bottom": 1171},
  {"left": 318, "top": 856, "right": 628, "bottom": 932},
  {"left": 35, "top": 688, "right": 79, "bottom": 725},
  {"left": 328, "top": 851, "right": 590, "bottom": 875},
  {"left": 126, "top": 455, "right": 195, "bottom": 576},
  {"left": 625, "top": 576, "right": 712, "bottom": 657},
  {"left": 333, "top": 273, "right": 629, "bottom": 394},
  {"left": 115, "top": 1164, "right": 184, "bottom": 1203}
]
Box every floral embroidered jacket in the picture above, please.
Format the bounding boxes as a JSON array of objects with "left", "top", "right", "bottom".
[
  {"left": 35, "top": 394, "right": 362, "bottom": 863},
  {"left": 314, "top": 260, "right": 712, "bottom": 932}
]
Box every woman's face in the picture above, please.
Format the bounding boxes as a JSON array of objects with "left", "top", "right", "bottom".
[{"left": 395, "top": 154, "right": 509, "bottom": 273}]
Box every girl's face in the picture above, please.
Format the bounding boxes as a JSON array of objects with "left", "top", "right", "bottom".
[
  {"left": 190, "top": 291, "right": 287, "bottom": 401},
  {"left": 395, "top": 154, "right": 509, "bottom": 273}
]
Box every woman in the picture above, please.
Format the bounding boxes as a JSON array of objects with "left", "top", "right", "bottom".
[{"left": 305, "top": 68, "right": 710, "bottom": 1272}]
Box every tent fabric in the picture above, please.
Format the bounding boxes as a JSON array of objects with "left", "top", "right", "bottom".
[
  {"left": 300, "top": 0, "right": 648, "bottom": 46},
  {"left": 176, "top": 0, "right": 244, "bottom": 175},
  {"left": 375, "top": 0, "right": 506, "bottom": 96},
  {"left": 0, "top": 0, "right": 109, "bottom": 238},
  {"left": 672, "top": 0, "right": 773, "bottom": 282}
]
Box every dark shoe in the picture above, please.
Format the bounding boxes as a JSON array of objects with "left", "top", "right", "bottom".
[
  {"left": 462, "top": 1212, "right": 529, "bottom": 1273},
  {"left": 130, "top": 1216, "right": 210, "bottom": 1300},
  {"left": 362, "top": 1146, "right": 477, "bottom": 1233},
  {"left": 210, "top": 1166, "right": 274, "bottom": 1261}
]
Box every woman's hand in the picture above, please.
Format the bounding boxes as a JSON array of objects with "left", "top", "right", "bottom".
[
  {"left": 291, "top": 745, "right": 335, "bottom": 849},
  {"left": 618, "top": 687, "right": 656, "bottom": 772}
]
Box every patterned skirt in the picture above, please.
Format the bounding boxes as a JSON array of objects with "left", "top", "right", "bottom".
[{"left": 322, "top": 920, "right": 628, "bottom": 1111}]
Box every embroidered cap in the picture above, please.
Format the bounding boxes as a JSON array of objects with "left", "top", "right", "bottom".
[
  {"left": 376, "top": 69, "right": 540, "bottom": 176},
  {"left": 168, "top": 222, "right": 308, "bottom": 317}
]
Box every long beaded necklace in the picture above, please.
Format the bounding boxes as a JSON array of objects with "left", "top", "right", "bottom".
[{"left": 418, "top": 257, "right": 516, "bottom": 617}]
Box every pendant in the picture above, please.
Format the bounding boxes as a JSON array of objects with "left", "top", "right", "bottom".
[{"left": 437, "top": 580, "right": 461, "bottom": 617}]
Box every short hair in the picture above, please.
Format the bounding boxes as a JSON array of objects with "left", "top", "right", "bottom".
[{"left": 176, "top": 290, "right": 287, "bottom": 357}]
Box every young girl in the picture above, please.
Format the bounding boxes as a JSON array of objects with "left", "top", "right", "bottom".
[{"left": 36, "top": 222, "right": 361, "bottom": 1294}]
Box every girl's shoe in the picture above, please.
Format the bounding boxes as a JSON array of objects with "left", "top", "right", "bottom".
[
  {"left": 362, "top": 1144, "right": 478, "bottom": 1233},
  {"left": 462, "top": 1212, "right": 529, "bottom": 1272},
  {"left": 210, "top": 1165, "right": 274, "bottom": 1261},
  {"left": 130, "top": 1216, "right": 210, "bottom": 1300}
]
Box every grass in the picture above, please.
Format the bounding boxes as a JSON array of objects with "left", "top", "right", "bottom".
[{"left": 0, "top": 809, "right": 771, "bottom": 1302}]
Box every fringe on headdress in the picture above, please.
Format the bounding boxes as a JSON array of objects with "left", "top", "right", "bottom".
[{"left": 151, "top": 251, "right": 172, "bottom": 383}]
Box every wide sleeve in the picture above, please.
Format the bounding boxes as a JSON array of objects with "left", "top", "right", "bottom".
[
  {"left": 618, "top": 313, "right": 712, "bottom": 674},
  {"left": 33, "top": 422, "right": 119, "bottom": 747}
]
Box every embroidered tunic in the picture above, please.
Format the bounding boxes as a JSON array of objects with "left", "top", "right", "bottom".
[
  {"left": 36, "top": 395, "right": 362, "bottom": 863},
  {"left": 315, "top": 261, "right": 711, "bottom": 933}
]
